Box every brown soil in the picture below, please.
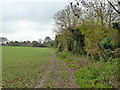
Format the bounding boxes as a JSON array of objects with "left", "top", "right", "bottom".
[
  {"left": 35, "top": 53, "right": 79, "bottom": 88},
  {"left": 59, "top": 60, "right": 79, "bottom": 88},
  {"left": 35, "top": 54, "right": 57, "bottom": 88}
]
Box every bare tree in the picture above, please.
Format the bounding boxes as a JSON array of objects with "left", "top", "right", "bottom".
[
  {"left": 53, "top": 4, "right": 83, "bottom": 34},
  {"left": 0, "top": 37, "right": 8, "bottom": 45},
  {"left": 70, "top": 0, "right": 118, "bottom": 27},
  {"left": 38, "top": 39, "right": 42, "bottom": 44},
  {"left": 108, "top": 0, "right": 120, "bottom": 14},
  {"left": 44, "top": 36, "right": 52, "bottom": 43}
]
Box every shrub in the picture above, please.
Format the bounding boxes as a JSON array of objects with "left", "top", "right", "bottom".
[
  {"left": 58, "top": 43, "right": 63, "bottom": 52},
  {"left": 100, "top": 36, "right": 115, "bottom": 61},
  {"left": 101, "top": 36, "right": 115, "bottom": 50}
]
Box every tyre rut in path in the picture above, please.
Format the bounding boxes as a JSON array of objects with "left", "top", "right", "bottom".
[
  {"left": 59, "top": 60, "right": 79, "bottom": 88},
  {"left": 35, "top": 54, "right": 79, "bottom": 88},
  {"left": 35, "top": 54, "right": 57, "bottom": 88}
]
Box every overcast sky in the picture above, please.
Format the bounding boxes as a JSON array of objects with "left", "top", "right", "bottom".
[{"left": 0, "top": 0, "right": 71, "bottom": 42}]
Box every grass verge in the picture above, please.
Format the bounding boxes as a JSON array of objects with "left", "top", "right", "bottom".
[{"left": 56, "top": 51, "right": 119, "bottom": 88}]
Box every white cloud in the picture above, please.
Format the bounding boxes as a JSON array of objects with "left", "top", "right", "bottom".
[
  {"left": 1, "top": 0, "right": 69, "bottom": 3},
  {"left": 1, "top": 1, "right": 68, "bottom": 41},
  {"left": 4, "top": 29, "right": 54, "bottom": 42},
  {"left": 2, "top": 20, "right": 55, "bottom": 41}
]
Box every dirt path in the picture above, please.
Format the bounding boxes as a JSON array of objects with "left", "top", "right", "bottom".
[
  {"left": 35, "top": 54, "right": 79, "bottom": 88},
  {"left": 59, "top": 60, "right": 79, "bottom": 88},
  {"left": 35, "top": 54, "right": 57, "bottom": 88}
]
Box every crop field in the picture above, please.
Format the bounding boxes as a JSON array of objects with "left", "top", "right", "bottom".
[
  {"left": 2, "top": 46, "right": 78, "bottom": 88},
  {"left": 2, "top": 46, "right": 53, "bottom": 88}
]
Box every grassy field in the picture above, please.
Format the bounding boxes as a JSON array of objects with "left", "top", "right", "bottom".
[{"left": 2, "top": 46, "right": 53, "bottom": 88}]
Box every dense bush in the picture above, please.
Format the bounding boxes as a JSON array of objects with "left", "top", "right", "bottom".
[
  {"left": 101, "top": 37, "right": 115, "bottom": 50},
  {"left": 55, "top": 27, "right": 86, "bottom": 55},
  {"left": 100, "top": 36, "right": 115, "bottom": 61}
]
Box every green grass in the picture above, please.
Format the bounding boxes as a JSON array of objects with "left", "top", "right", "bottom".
[
  {"left": 56, "top": 51, "right": 90, "bottom": 69},
  {"left": 56, "top": 51, "right": 119, "bottom": 88},
  {"left": 75, "top": 58, "right": 119, "bottom": 88},
  {"left": 2, "top": 46, "right": 53, "bottom": 88}
]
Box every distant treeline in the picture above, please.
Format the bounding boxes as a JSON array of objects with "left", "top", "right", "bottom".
[
  {"left": 1, "top": 36, "right": 54, "bottom": 47},
  {"left": 4, "top": 41, "right": 47, "bottom": 47}
]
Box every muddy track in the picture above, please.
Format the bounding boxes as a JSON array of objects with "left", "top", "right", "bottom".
[
  {"left": 59, "top": 60, "right": 79, "bottom": 88},
  {"left": 35, "top": 53, "right": 79, "bottom": 88},
  {"left": 35, "top": 54, "right": 57, "bottom": 88}
]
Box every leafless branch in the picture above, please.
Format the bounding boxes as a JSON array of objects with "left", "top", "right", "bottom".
[{"left": 108, "top": 0, "right": 120, "bottom": 14}]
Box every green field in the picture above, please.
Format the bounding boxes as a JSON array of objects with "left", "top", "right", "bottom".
[{"left": 2, "top": 46, "right": 53, "bottom": 88}]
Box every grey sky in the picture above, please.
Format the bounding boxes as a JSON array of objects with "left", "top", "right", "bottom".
[{"left": 1, "top": 0, "right": 69, "bottom": 41}]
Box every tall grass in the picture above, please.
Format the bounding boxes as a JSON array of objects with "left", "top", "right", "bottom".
[
  {"left": 75, "top": 58, "right": 119, "bottom": 88},
  {"left": 56, "top": 51, "right": 91, "bottom": 69}
]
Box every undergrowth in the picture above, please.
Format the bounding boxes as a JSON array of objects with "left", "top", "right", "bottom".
[{"left": 56, "top": 51, "right": 119, "bottom": 88}]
